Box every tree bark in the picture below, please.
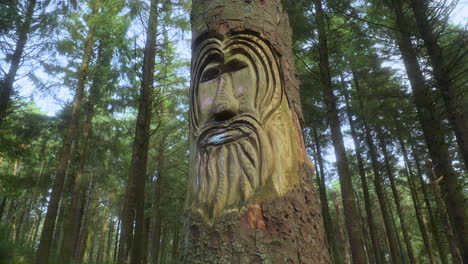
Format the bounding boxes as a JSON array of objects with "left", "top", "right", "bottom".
[
  {"left": 34, "top": 6, "right": 96, "bottom": 263},
  {"left": 409, "top": 0, "right": 468, "bottom": 171},
  {"left": 312, "top": 0, "right": 367, "bottom": 262},
  {"left": 0, "top": 0, "right": 37, "bottom": 120},
  {"left": 182, "top": 1, "right": 330, "bottom": 263}
]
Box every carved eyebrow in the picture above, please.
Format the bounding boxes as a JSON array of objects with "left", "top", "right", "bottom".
[
  {"left": 223, "top": 59, "right": 248, "bottom": 73},
  {"left": 200, "top": 67, "right": 222, "bottom": 83}
]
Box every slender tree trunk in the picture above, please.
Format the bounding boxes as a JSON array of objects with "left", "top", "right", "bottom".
[
  {"left": 388, "top": 0, "right": 468, "bottom": 260},
  {"left": 61, "top": 40, "right": 110, "bottom": 264},
  {"left": 114, "top": 216, "right": 120, "bottom": 263},
  {"left": 353, "top": 72, "right": 403, "bottom": 263},
  {"left": 0, "top": 0, "right": 37, "bottom": 120},
  {"left": 409, "top": 0, "right": 468, "bottom": 171},
  {"left": 411, "top": 147, "right": 449, "bottom": 264},
  {"left": 397, "top": 137, "right": 436, "bottom": 264},
  {"left": 332, "top": 192, "right": 350, "bottom": 264},
  {"left": 0, "top": 197, "right": 7, "bottom": 220},
  {"left": 75, "top": 173, "right": 95, "bottom": 262},
  {"left": 97, "top": 212, "right": 108, "bottom": 264},
  {"left": 151, "top": 177, "right": 162, "bottom": 264},
  {"left": 118, "top": 1, "right": 159, "bottom": 264},
  {"left": 375, "top": 126, "right": 416, "bottom": 264},
  {"left": 344, "top": 91, "right": 385, "bottom": 264},
  {"left": 35, "top": 7, "right": 96, "bottom": 263},
  {"left": 311, "top": 128, "right": 344, "bottom": 264},
  {"left": 312, "top": 1, "right": 367, "bottom": 262},
  {"left": 426, "top": 160, "right": 463, "bottom": 263}
]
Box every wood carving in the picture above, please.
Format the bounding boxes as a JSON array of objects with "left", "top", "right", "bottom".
[{"left": 188, "top": 32, "right": 303, "bottom": 221}]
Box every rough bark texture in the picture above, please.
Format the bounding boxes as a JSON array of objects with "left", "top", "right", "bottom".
[
  {"left": 183, "top": 0, "right": 330, "bottom": 263},
  {"left": 389, "top": 0, "right": 468, "bottom": 261},
  {"left": 181, "top": 165, "right": 329, "bottom": 264}
]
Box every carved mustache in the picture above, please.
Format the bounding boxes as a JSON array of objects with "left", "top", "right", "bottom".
[{"left": 196, "top": 114, "right": 261, "bottom": 148}]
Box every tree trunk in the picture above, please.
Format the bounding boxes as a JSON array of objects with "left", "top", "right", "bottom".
[
  {"left": 332, "top": 192, "right": 350, "bottom": 264},
  {"left": 344, "top": 91, "right": 385, "bottom": 264},
  {"left": 97, "top": 212, "right": 108, "bottom": 264},
  {"left": 409, "top": 0, "right": 468, "bottom": 171},
  {"left": 75, "top": 173, "right": 95, "bottom": 262},
  {"left": 412, "top": 147, "right": 449, "bottom": 264},
  {"left": 311, "top": 128, "right": 344, "bottom": 263},
  {"left": 397, "top": 137, "right": 436, "bottom": 264},
  {"left": 34, "top": 6, "right": 96, "bottom": 263},
  {"left": 150, "top": 176, "right": 162, "bottom": 264},
  {"left": 61, "top": 39, "right": 110, "bottom": 264},
  {"left": 375, "top": 126, "right": 416, "bottom": 264},
  {"left": 0, "top": 0, "right": 37, "bottom": 120},
  {"left": 118, "top": 1, "right": 159, "bottom": 264},
  {"left": 312, "top": 0, "right": 367, "bottom": 262},
  {"left": 426, "top": 160, "right": 463, "bottom": 263},
  {"left": 388, "top": 0, "right": 468, "bottom": 261},
  {"left": 182, "top": 1, "right": 330, "bottom": 262},
  {"left": 353, "top": 72, "right": 402, "bottom": 263}
]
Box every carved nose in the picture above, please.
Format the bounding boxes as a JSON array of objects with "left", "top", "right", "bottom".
[{"left": 212, "top": 75, "right": 239, "bottom": 122}]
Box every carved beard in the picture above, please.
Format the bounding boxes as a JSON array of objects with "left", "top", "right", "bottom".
[{"left": 195, "top": 121, "right": 265, "bottom": 219}]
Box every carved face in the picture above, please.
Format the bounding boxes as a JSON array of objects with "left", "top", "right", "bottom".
[{"left": 189, "top": 33, "right": 299, "bottom": 220}]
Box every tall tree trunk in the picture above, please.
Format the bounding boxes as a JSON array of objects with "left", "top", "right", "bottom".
[
  {"left": 120, "top": 1, "right": 159, "bottom": 263},
  {"left": 75, "top": 173, "right": 95, "bottom": 262},
  {"left": 182, "top": 0, "right": 330, "bottom": 263},
  {"left": 312, "top": 0, "right": 367, "bottom": 262},
  {"left": 0, "top": 0, "right": 37, "bottom": 120},
  {"left": 375, "top": 126, "right": 416, "bottom": 264},
  {"left": 331, "top": 192, "right": 350, "bottom": 264},
  {"left": 34, "top": 6, "right": 97, "bottom": 263},
  {"left": 97, "top": 212, "right": 108, "bottom": 264},
  {"left": 411, "top": 147, "right": 449, "bottom": 264},
  {"left": 409, "top": 0, "right": 468, "bottom": 171},
  {"left": 61, "top": 40, "right": 110, "bottom": 264},
  {"left": 353, "top": 72, "right": 403, "bottom": 263},
  {"left": 388, "top": 0, "right": 468, "bottom": 260},
  {"left": 426, "top": 160, "right": 463, "bottom": 263},
  {"left": 151, "top": 176, "right": 162, "bottom": 264},
  {"left": 344, "top": 91, "right": 385, "bottom": 264},
  {"left": 397, "top": 137, "right": 436, "bottom": 264},
  {"left": 0, "top": 197, "right": 7, "bottom": 220},
  {"left": 311, "top": 128, "right": 344, "bottom": 264}
]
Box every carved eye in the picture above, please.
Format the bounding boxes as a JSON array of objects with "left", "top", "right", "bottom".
[{"left": 201, "top": 68, "right": 222, "bottom": 83}]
